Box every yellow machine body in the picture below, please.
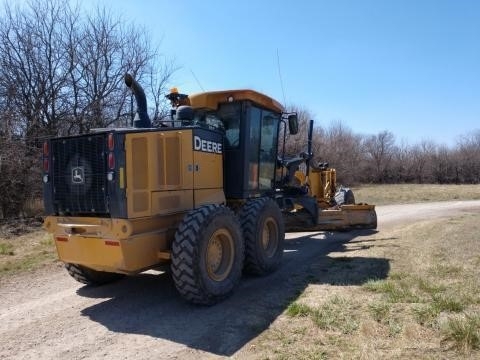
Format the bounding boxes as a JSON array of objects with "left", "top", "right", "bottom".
[
  {"left": 291, "top": 167, "right": 377, "bottom": 230},
  {"left": 43, "top": 89, "right": 285, "bottom": 274},
  {"left": 44, "top": 214, "right": 182, "bottom": 274},
  {"left": 124, "top": 129, "right": 224, "bottom": 218},
  {"left": 45, "top": 127, "right": 225, "bottom": 273},
  {"left": 43, "top": 86, "right": 376, "bottom": 279}
]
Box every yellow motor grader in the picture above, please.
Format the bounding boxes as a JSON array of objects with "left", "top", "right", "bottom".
[{"left": 42, "top": 74, "right": 376, "bottom": 304}]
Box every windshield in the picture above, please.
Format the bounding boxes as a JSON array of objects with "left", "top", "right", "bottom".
[
  {"left": 217, "top": 103, "right": 242, "bottom": 148},
  {"left": 189, "top": 109, "right": 224, "bottom": 131},
  {"left": 191, "top": 103, "right": 241, "bottom": 148}
]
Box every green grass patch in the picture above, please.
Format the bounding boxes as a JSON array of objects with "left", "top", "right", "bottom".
[
  {"left": 363, "top": 278, "right": 420, "bottom": 303},
  {"left": 432, "top": 294, "right": 465, "bottom": 313},
  {"left": 0, "top": 251, "right": 56, "bottom": 275},
  {"left": 387, "top": 318, "right": 403, "bottom": 337},
  {"left": 441, "top": 314, "right": 480, "bottom": 353},
  {"left": 0, "top": 242, "right": 15, "bottom": 256},
  {"left": 413, "top": 305, "right": 439, "bottom": 326},
  {"left": 414, "top": 296, "right": 465, "bottom": 327},
  {"left": 365, "top": 273, "right": 470, "bottom": 330},
  {"left": 312, "top": 297, "right": 359, "bottom": 334},
  {"left": 0, "top": 235, "right": 56, "bottom": 277},
  {"left": 415, "top": 277, "right": 446, "bottom": 295},
  {"left": 286, "top": 302, "right": 313, "bottom": 317},
  {"left": 368, "top": 301, "right": 391, "bottom": 322},
  {"left": 363, "top": 279, "right": 396, "bottom": 293},
  {"left": 388, "top": 272, "right": 408, "bottom": 280},
  {"left": 287, "top": 296, "right": 359, "bottom": 335},
  {"left": 429, "top": 264, "right": 463, "bottom": 278}
]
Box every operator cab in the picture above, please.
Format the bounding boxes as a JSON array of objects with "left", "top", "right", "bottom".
[
  {"left": 192, "top": 100, "right": 282, "bottom": 199},
  {"left": 218, "top": 100, "right": 281, "bottom": 199},
  {"left": 167, "top": 89, "right": 296, "bottom": 200}
]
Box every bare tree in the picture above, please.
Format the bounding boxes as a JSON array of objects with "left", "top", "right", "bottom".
[
  {"left": 282, "top": 105, "right": 315, "bottom": 156},
  {"left": 363, "top": 130, "right": 396, "bottom": 183},
  {"left": 410, "top": 140, "right": 436, "bottom": 183},
  {"left": 65, "top": 6, "right": 158, "bottom": 133},
  {"left": 0, "top": 0, "right": 176, "bottom": 217},
  {"left": 281, "top": 110, "right": 478, "bottom": 186},
  {"left": 389, "top": 140, "right": 413, "bottom": 183},
  {"left": 320, "top": 120, "right": 363, "bottom": 185},
  {"left": 0, "top": 0, "right": 176, "bottom": 136},
  {"left": 0, "top": 0, "right": 70, "bottom": 141},
  {"left": 147, "top": 59, "right": 179, "bottom": 125},
  {"left": 456, "top": 130, "right": 480, "bottom": 183},
  {"left": 431, "top": 145, "right": 455, "bottom": 183}
]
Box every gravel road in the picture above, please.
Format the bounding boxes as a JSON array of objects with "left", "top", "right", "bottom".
[{"left": 1, "top": 201, "right": 479, "bottom": 360}]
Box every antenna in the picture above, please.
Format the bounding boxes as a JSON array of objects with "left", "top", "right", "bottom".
[
  {"left": 276, "top": 48, "right": 287, "bottom": 108},
  {"left": 189, "top": 68, "right": 205, "bottom": 92}
]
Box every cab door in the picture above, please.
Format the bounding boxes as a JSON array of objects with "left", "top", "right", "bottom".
[{"left": 247, "top": 105, "right": 280, "bottom": 192}]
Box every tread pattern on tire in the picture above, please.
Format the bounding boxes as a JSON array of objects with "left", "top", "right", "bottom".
[
  {"left": 65, "top": 263, "right": 124, "bottom": 285},
  {"left": 335, "top": 187, "right": 355, "bottom": 206},
  {"left": 239, "top": 197, "right": 285, "bottom": 275},
  {"left": 171, "top": 204, "right": 244, "bottom": 305}
]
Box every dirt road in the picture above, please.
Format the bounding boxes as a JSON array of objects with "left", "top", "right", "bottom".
[{"left": 1, "top": 201, "right": 479, "bottom": 360}]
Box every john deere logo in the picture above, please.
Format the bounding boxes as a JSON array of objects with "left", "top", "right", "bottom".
[
  {"left": 72, "top": 167, "right": 85, "bottom": 184},
  {"left": 193, "top": 135, "right": 222, "bottom": 154}
]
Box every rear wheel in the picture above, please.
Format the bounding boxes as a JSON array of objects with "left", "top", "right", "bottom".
[
  {"left": 171, "top": 204, "right": 244, "bottom": 305},
  {"left": 64, "top": 263, "right": 124, "bottom": 285},
  {"left": 239, "top": 198, "right": 285, "bottom": 275}
]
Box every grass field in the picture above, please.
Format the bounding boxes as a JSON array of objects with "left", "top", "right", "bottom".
[
  {"left": 353, "top": 184, "right": 480, "bottom": 205},
  {"left": 242, "top": 212, "right": 480, "bottom": 359},
  {"left": 237, "top": 184, "right": 480, "bottom": 359},
  {"left": 0, "top": 228, "right": 56, "bottom": 278}
]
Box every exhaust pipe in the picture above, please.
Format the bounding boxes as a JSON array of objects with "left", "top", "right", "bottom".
[{"left": 125, "top": 73, "right": 151, "bottom": 128}]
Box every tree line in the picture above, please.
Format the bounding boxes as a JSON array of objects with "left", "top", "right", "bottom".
[
  {"left": 0, "top": 0, "right": 174, "bottom": 218},
  {"left": 285, "top": 109, "right": 480, "bottom": 186}
]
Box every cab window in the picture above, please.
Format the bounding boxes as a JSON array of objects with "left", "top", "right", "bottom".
[{"left": 217, "top": 103, "right": 242, "bottom": 148}]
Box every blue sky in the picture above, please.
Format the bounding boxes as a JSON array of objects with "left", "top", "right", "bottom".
[{"left": 67, "top": 1, "right": 480, "bottom": 145}]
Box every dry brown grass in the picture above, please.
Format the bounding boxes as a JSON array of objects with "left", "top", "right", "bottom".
[
  {"left": 353, "top": 184, "right": 480, "bottom": 205},
  {"left": 0, "top": 218, "right": 57, "bottom": 279},
  {"left": 239, "top": 211, "right": 480, "bottom": 359},
  {"left": 0, "top": 232, "right": 56, "bottom": 278}
]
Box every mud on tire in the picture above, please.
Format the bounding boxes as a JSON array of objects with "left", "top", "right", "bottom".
[
  {"left": 171, "top": 204, "right": 244, "bottom": 305},
  {"left": 64, "top": 263, "right": 125, "bottom": 285},
  {"left": 239, "top": 198, "right": 285, "bottom": 275}
]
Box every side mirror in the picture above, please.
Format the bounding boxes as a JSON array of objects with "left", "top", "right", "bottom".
[{"left": 288, "top": 114, "right": 299, "bottom": 135}]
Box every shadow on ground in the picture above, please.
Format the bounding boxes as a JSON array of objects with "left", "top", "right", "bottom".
[{"left": 79, "top": 230, "right": 391, "bottom": 356}]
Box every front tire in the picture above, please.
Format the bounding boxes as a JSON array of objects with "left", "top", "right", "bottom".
[
  {"left": 239, "top": 198, "right": 285, "bottom": 275},
  {"left": 64, "top": 263, "right": 124, "bottom": 285},
  {"left": 171, "top": 205, "right": 244, "bottom": 305},
  {"left": 335, "top": 187, "right": 355, "bottom": 205}
]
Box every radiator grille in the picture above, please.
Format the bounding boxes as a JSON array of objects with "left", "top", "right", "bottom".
[{"left": 51, "top": 134, "right": 108, "bottom": 215}]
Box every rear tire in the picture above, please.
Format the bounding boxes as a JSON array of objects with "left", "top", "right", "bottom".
[
  {"left": 239, "top": 198, "right": 285, "bottom": 275},
  {"left": 64, "top": 263, "right": 125, "bottom": 285},
  {"left": 171, "top": 204, "right": 244, "bottom": 305}
]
